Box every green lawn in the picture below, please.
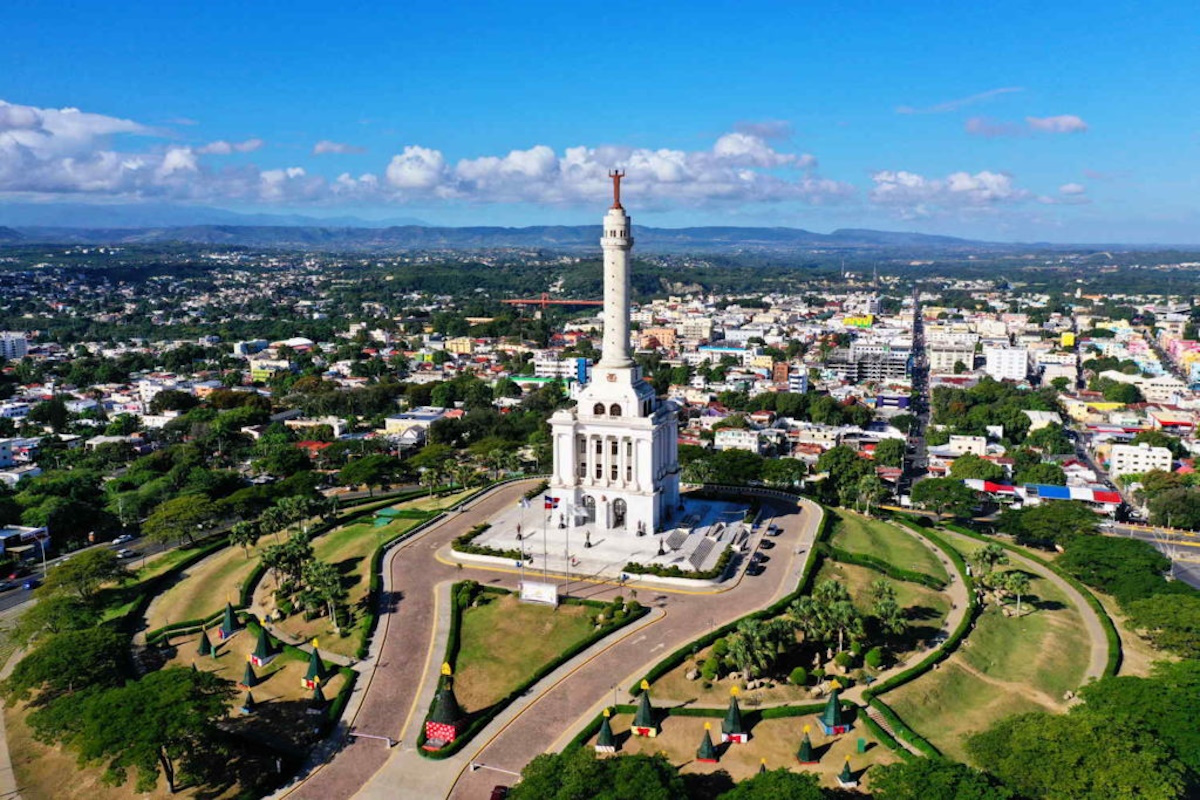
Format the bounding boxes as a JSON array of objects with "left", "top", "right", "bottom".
[
  {"left": 830, "top": 510, "right": 949, "bottom": 583},
  {"left": 885, "top": 549, "right": 1092, "bottom": 761},
  {"left": 264, "top": 490, "right": 472, "bottom": 656},
  {"left": 886, "top": 660, "right": 1049, "bottom": 762},
  {"left": 454, "top": 593, "right": 595, "bottom": 714}
]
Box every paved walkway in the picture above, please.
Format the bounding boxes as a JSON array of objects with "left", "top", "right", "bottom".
[
  {"left": 276, "top": 482, "right": 822, "bottom": 800},
  {"left": 938, "top": 528, "right": 1108, "bottom": 683},
  {"left": 842, "top": 517, "right": 969, "bottom": 704},
  {"left": 444, "top": 495, "right": 824, "bottom": 800}
]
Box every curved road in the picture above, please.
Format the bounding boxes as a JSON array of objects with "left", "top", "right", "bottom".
[
  {"left": 939, "top": 528, "right": 1109, "bottom": 683},
  {"left": 282, "top": 481, "right": 823, "bottom": 800}
]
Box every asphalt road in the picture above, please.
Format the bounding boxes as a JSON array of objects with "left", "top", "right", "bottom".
[{"left": 1105, "top": 523, "right": 1200, "bottom": 590}]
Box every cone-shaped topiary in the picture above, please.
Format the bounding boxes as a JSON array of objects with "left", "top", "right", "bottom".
[
  {"left": 221, "top": 602, "right": 239, "bottom": 639},
  {"left": 197, "top": 628, "right": 213, "bottom": 657},
  {"left": 696, "top": 722, "right": 718, "bottom": 763},
  {"left": 596, "top": 709, "right": 617, "bottom": 753}
]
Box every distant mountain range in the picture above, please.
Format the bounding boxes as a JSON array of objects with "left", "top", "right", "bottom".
[{"left": 0, "top": 223, "right": 1023, "bottom": 254}]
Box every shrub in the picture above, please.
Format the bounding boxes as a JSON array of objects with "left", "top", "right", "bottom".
[
  {"left": 712, "top": 638, "right": 729, "bottom": 658},
  {"left": 701, "top": 657, "right": 720, "bottom": 681},
  {"left": 864, "top": 646, "right": 884, "bottom": 669},
  {"left": 813, "top": 667, "right": 826, "bottom": 681},
  {"left": 835, "top": 651, "right": 854, "bottom": 668},
  {"left": 789, "top": 667, "right": 808, "bottom": 686}
]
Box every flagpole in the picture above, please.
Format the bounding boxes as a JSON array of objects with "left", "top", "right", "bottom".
[
  {"left": 542, "top": 496, "right": 549, "bottom": 583},
  {"left": 564, "top": 504, "right": 570, "bottom": 599}
]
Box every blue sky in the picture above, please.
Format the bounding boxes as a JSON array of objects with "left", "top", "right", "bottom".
[{"left": 2, "top": 1, "right": 1198, "bottom": 241}]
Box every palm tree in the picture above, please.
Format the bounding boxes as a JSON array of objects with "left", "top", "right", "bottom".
[
  {"left": 856, "top": 475, "right": 886, "bottom": 516},
  {"left": 229, "top": 521, "right": 260, "bottom": 560},
  {"left": 970, "top": 543, "right": 1008, "bottom": 584},
  {"left": 1004, "top": 570, "right": 1032, "bottom": 614}
]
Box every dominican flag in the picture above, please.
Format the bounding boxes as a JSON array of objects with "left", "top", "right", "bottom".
[{"left": 544, "top": 496, "right": 561, "bottom": 510}]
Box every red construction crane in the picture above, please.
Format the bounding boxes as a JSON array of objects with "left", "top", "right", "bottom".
[{"left": 502, "top": 293, "right": 604, "bottom": 310}]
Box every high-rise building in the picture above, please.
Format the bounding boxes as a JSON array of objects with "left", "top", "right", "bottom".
[
  {"left": 0, "top": 332, "right": 28, "bottom": 362},
  {"left": 548, "top": 173, "right": 681, "bottom": 534}
]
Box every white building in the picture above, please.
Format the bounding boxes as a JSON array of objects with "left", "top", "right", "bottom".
[
  {"left": 1109, "top": 442, "right": 1173, "bottom": 478},
  {"left": 0, "top": 333, "right": 28, "bottom": 362},
  {"left": 983, "top": 346, "right": 1029, "bottom": 382},
  {"left": 928, "top": 344, "right": 976, "bottom": 374},
  {"left": 548, "top": 176, "right": 681, "bottom": 534},
  {"left": 947, "top": 435, "right": 987, "bottom": 457},
  {"left": 714, "top": 428, "right": 760, "bottom": 453}
]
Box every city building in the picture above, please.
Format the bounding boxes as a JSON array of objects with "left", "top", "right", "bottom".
[
  {"left": 548, "top": 175, "right": 681, "bottom": 534},
  {"left": 1108, "top": 442, "right": 1173, "bottom": 478},
  {"left": 0, "top": 332, "right": 28, "bottom": 361},
  {"left": 983, "top": 346, "right": 1029, "bottom": 382}
]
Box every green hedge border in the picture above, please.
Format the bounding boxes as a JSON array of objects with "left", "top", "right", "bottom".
[
  {"left": 859, "top": 517, "right": 979, "bottom": 700},
  {"left": 353, "top": 482, "right": 498, "bottom": 659},
  {"left": 417, "top": 583, "right": 650, "bottom": 759},
  {"left": 144, "top": 605, "right": 250, "bottom": 646},
  {"left": 629, "top": 497, "right": 829, "bottom": 695},
  {"left": 854, "top": 702, "right": 914, "bottom": 762},
  {"left": 867, "top": 696, "right": 941, "bottom": 757},
  {"left": 820, "top": 542, "right": 947, "bottom": 590},
  {"left": 939, "top": 522, "right": 1122, "bottom": 677},
  {"left": 565, "top": 700, "right": 846, "bottom": 751}
]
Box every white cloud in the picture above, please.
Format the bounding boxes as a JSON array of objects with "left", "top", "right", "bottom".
[
  {"left": 197, "top": 138, "right": 264, "bottom": 155},
  {"left": 385, "top": 145, "right": 447, "bottom": 191},
  {"left": 897, "top": 87, "right": 1023, "bottom": 115},
  {"left": 1026, "top": 115, "right": 1088, "bottom": 133},
  {"left": 1059, "top": 182, "right": 1086, "bottom": 195},
  {"left": 869, "top": 169, "right": 1032, "bottom": 218},
  {"left": 313, "top": 139, "right": 366, "bottom": 155}
]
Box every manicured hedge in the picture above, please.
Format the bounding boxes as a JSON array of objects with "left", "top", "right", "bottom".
[
  {"left": 326, "top": 666, "right": 358, "bottom": 727},
  {"left": 117, "top": 537, "right": 230, "bottom": 633},
  {"left": 629, "top": 499, "right": 828, "bottom": 695},
  {"left": 821, "top": 542, "right": 947, "bottom": 590},
  {"left": 939, "top": 521, "right": 1122, "bottom": 677},
  {"left": 418, "top": 584, "right": 650, "bottom": 758},
  {"left": 623, "top": 545, "right": 733, "bottom": 580},
  {"left": 868, "top": 697, "right": 941, "bottom": 757},
  {"left": 855, "top": 702, "right": 914, "bottom": 762},
  {"left": 145, "top": 605, "right": 249, "bottom": 646}
]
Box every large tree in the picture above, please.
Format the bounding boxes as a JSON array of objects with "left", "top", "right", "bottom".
[
  {"left": 28, "top": 667, "right": 236, "bottom": 794},
  {"left": 873, "top": 437, "right": 906, "bottom": 468},
  {"left": 967, "top": 712, "right": 1188, "bottom": 800},
  {"left": 510, "top": 747, "right": 684, "bottom": 800},
  {"left": 1125, "top": 594, "right": 1200, "bottom": 658},
  {"left": 871, "top": 758, "right": 1014, "bottom": 800},
  {"left": 142, "top": 494, "right": 220, "bottom": 547},
  {"left": 997, "top": 500, "right": 1098, "bottom": 548},
  {"left": 911, "top": 478, "right": 977, "bottom": 520},
  {"left": 39, "top": 548, "right": 127, "bottom": 604},
  {"left": 714, "top": 768, "right": 825, "bottom": 800},
  {"left": 2, "top": 628, "right": 129, "bottom": 703},
  {"left": 949, "top": 454, "right": 1006, "bottom": 482}
]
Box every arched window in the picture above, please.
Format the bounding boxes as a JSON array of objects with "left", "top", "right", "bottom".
[
  {"left": 593, "top": 403, "right": 606, "bottom": 415},
  {"left": 583, "top": 495, "right": 597, "bottom": 523},
  {"left": 609, "top": 403, "right": 622, "bottom": 417},
  {"left": 613, "top": 499, "right": 627, "bottom": 528}
]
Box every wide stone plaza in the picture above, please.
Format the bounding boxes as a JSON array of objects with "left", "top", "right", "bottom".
[{"left": 462, "top": 494, "right": 751, "bottom": 580}]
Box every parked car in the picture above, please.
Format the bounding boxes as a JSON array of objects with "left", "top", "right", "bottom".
[{"left": 116, "top": 549, "right": 136, "bottom": 559}]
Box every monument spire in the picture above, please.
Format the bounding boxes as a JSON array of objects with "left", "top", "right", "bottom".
[
  {"left": 599, "top": 169, "right": 633, "bottom": 368},
  {"left": 609, "top": 169, "right": 625, "bottom": 209}
]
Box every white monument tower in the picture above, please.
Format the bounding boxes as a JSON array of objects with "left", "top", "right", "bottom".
[{"left": 548, "top": 171, "right": 681, "bottom": 535}]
